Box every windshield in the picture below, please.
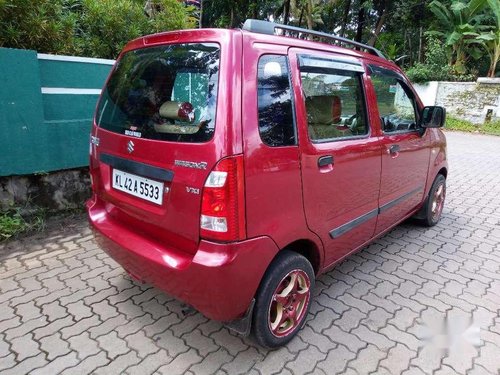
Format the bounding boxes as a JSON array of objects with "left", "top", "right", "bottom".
[{"left": 96, "top": 43, "right": 220, "bottom": 143}]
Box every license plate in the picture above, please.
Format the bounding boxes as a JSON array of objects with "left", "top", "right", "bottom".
[{"left": 112, "top": 169, "right": 163, "bottom": 205}]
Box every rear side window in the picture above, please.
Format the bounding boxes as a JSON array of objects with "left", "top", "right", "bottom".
[
  {"left": 96, "top": 43, "right": 220, "bottom": 143},
  {"left": 298, "top": 55, "right": 368, "bottom": 142},
  {"left": 257, "top": 55, "right": 296, "bottom": 147}
]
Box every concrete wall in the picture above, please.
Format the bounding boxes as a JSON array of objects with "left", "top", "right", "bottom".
[
  {"left": 0, "top": 168, "right": 90, "bottom": 212},
  {"left": 414, "top": 78, "right": 500, "bottom": 124}
]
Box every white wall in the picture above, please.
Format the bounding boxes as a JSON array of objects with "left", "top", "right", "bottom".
[{"left": 413, "top": 79, "right": 500, "bottom": 124}]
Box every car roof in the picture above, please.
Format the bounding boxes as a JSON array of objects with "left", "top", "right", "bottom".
[{"left": 121, "top": 26, "right": 400, "bottom": 73}]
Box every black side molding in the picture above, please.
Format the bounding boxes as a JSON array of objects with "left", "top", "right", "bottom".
[
  {"left": 330, "top": 208, "right": 378, "bottom": 239},
  {"left": 329, "top": 185, "right": 423, "bottom": 239},
  {"left": 100, "top": 153, "right": 174, "bottom": 182},
  {"left": 379, "top": 186, "right": 422, "bottom": 214}
]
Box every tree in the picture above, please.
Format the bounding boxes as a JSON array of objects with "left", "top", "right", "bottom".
[
  {"left": 0, "top": 0, "right": 78, "bottom": 55},
  {"left": 0, "top": 0, "right": 194, "bottom": 59},
  {"left": 473, "top": 0, "right": 500, "bottom": 77},
  {"left": 428, "top": 0, "right": 488, "bottom": 74}
]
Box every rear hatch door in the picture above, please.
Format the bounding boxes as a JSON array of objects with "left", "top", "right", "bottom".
[{"left": 92, "top": 42, "right": 222, "bottom": 254}]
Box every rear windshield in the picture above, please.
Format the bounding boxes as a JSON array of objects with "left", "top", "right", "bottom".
[{"left": 96, "top": 43, "right": 220, "bottom": 143}]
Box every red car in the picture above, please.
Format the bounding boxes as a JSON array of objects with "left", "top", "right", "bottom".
[{"left": 87, "top": 19, "right": 447, "bottom": 348}]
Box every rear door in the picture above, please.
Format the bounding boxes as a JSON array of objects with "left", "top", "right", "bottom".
[
  {"left": 367, "top": 65, "right": 431, "bottom": 234},
  {"left": 90, "top": 42, "right": 227, "bottom": 254},
  {"left": 289, "top": 49, "right": 382, "bottom": 268}
]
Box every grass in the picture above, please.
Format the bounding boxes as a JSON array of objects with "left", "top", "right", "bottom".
[
  {"left": 0, "top": 209, "right": 46, "bottom": 241},
  {"left": 445, "top": 117, "right": 500, "bottom": 136}
]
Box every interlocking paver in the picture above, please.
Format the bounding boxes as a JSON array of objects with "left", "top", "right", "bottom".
[
  {"left": 379, "top": 343, "right": 415, "bottom": 375},
  {"left": 221, "top": 347, "right": 263, "bottom": 375},
  {"left": 96, "top": 331, "right": 130, "bottom": 359},
  {"left": 9, "top": 333, "right": 39, "bottom": 361},
  {"left": 156, "top": 348, "right": 203, "bottom": 375},
  {"left": 188, "top": 348, "right": 233, "bottom": 375},
  {"left": 285, "top": 345, "right": 326, "bottom": 374},
  {"left": 60, "top": 351, "right": 110, "bottom": 375},
  {"left": 39, "top": 332, "right": 71, "bottom": 361},
  {"left": 125, "top": 330, "right": 160, "bottom": 358},
  {"left": 346, "top": 344, "right": 386, "bottom": 374},
  {"left": 94, "top": 350, "right": 141, "bottom": 374},
  {"left": 1, "top": 132, "right": 500, "bottom": 374}
]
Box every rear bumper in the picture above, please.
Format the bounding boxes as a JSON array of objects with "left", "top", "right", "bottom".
[{"left": 86, "top": 196, "right": 278, "bottom": 322}]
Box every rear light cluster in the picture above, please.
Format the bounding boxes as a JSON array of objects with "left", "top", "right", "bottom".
[{"left": 200, "top": 155, "right": 246, "bottom": 242}]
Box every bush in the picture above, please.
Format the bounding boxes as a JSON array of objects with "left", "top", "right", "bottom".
[
  {"left": 0, "top": 0, "right": 79, "bottom": 55},
  {"left": 78, "top": 0, "right": 150, "bottom": 58},
  {"left": 0, "top": 0, "right": 195, "bottom": 59},
  {"left": 406, "top": 37, "right": 477, "bottom": 83},
  {"left": 406, "top": 63, "right": 476, "bottom": 83}
]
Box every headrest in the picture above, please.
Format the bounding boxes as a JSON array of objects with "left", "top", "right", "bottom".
[
  {"left": 306, "top": 95, "right": 342, "bottom": 125},
  {"left": 159, "top": 101, "right": 195, "bottom": 122}
]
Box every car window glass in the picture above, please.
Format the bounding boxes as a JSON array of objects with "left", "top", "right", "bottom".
[
  {"left": 257, "top": 55, "right": 296, "bottom": 147},
  {"left": 370, "top": 69, "right": 418, "bottom": 133},
  {"left": 96, "top": 43, "right": 219, "bottom": 143},
  {"left": 299, "top": 60, "right": 368, "bottom": 142}
]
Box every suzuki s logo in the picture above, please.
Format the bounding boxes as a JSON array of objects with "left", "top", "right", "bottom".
[{"left": 127, "top": 140, "right": 135, "bottom": 154}]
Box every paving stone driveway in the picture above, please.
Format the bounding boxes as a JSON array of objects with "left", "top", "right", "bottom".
[{"left": 1, "top": 131, "right": 500, "bottom": 375}]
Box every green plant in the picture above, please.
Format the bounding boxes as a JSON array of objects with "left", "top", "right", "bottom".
[
  {"left": 472, "top": 0, "right": 500, "bottom": 77},
  {"left": 406, "top": 37, "right": 477, "bottom": 82},
  {"left": 0, "top": 0, "right": 79, "bottom": 54},
  {"left": 0, "top": 206, "right": 49, "bottom": 241},
  {"left": 0, "top": 0, "right": 194, "bottom": 59},
  {"left": 0, "top": 211, "right": 27, "bottom": 240},
  {"left": 428, "top": 0, "right": 488, "bottom": 74},
  {"left": 445, "top": 117, "right": 500, "bottom": 135}
]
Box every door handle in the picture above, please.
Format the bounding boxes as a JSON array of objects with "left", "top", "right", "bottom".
[
  {"left": 318, "top": 155, "right": 334, "bottom": 167},
  {"left": 388, "top": 144, "right": 400, "bottom": 155}
]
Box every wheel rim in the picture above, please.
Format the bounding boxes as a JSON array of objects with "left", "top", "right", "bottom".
[
  {"left": 268, "top": 269, "right": 311, "bottom": 337},
  {"left": 431, "top": 182, "right": 445, "bottom": 222}
]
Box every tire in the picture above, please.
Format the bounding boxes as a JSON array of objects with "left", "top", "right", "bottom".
[
  {"left": 252, "top": 250, "right": 315, "bottom": 348},
  {"left": 418, "top": 174, "right": 446, "bottom": 227}
]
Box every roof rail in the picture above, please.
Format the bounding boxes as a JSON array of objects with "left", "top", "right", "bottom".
[{"left": 242, "top": 19, "right": 385, "bottom": 60}]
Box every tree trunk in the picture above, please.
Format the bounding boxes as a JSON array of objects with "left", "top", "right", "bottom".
[
  {"left": 355, "top": 0, "right": 366, "bottom": 43},
  {"left": 283, "top": 0, "right": 290, "bottom": 25},
  {"left": 298, "top": 6, "right": 304, "bottom": 28},
  {"left": 487, "top": 53, "right": 498, "bottom": 78},
  {"left": 305, "top": 0, "right": 314, "bottom": 30},
  {"left": 199, "top": 0, "right": 203, "bottom": 28},
  {"left": 418, "top": 26, "right": 423, "bottom": 63},
  {"left": 367, "top": 11, "right": 386, "bottom": 46},
  {"left": 340, "top": 0, "right": 351, "bottom": 38}
]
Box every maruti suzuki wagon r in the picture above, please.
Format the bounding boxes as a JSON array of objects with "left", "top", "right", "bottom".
[{"left": 87, "top": 19, "right": 447, "bottom": 348}]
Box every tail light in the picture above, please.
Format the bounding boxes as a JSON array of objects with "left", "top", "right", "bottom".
[{"left": 200, "top": 155, "right": 246, "bottom": 242}]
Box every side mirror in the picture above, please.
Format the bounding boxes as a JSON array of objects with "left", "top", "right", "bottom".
[{"left": 421, "top": 106, "right": 446, "bottom": 128}]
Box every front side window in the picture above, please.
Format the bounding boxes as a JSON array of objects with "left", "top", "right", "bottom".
[
  {"left": 257, "top": 55, "right": 296, "bottom": 146},
  {"left": 96, "top": 43, "right": 220, "bottom": 143},
  {"left": 369, "top": 66, "right": 418, "bottom": 133},
  {"left": 299, "top": 55, "right": 368, "bottom": 142}
]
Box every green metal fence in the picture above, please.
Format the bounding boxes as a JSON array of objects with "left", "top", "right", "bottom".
[{"left": 0, "top": 47, "right": 114, "bottom": 176}]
